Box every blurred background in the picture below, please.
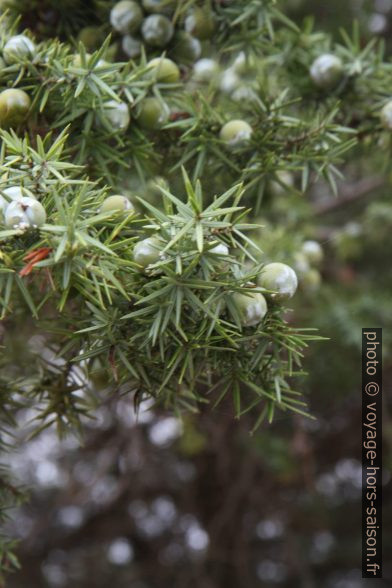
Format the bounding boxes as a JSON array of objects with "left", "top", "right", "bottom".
[{"left": 2, "top": 0, "right": 392, "bottom": 586}]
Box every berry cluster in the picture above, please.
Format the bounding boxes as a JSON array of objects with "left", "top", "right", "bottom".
[
  {"left": 110, "top": 0, "right": 212, "bottom": 64},
  {"left": 130, "top": 226, "right": 298, "bottom": 329},
  {"left": 294, "top": 240, "right": 324, "bottom": 293},
  {"left": 0, "top": 34, "right": 36, "bottom": 128}
]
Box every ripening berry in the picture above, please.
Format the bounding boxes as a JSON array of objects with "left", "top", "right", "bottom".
[
  {"left": 380, "top": 100, "right": 392, "bottom": 130},
  {"left": 77, "top": 27, "right": 104, "bottom": 51},
  {"left": 133, "top": 236, "right": 162, "bottom": 267},
  {"left": 136, "top": 97, "right": 169, "bottom": 129},
  {"left": 310, "top": 54, "right": 343, "bottom": 88},
  {"left": 0, "top": 88, "right": 31, "bottom": 128},
  {"left": 110, "top": 1, "right": 143, "bottom": 34},
  {"left": 257, "top": 262, "right": 298, "bottom": 300},
  {"left": 301, "top": 240, "right": 324, "bottom": 266},
  {"left": 147, "top": 57, "right": 180, "bottom": 83},
  {"left": 102, "top": 100, "right": 131, "bottom": 131},
  {"left": 100, "top": 195, "right": 134, "bottom": 215},
  {"left": 3, "top": 35, "right": 35, "bottom": 64},
  {"left": 141, "top": 14, "right": 174, "bottom": 47},
  {"left": 185, "top": 7, "right": 215, "bottom": 40},
  {"left": 169, "top": 32, "right": 201, "bottom": 64},
  {"left": 220, "top": 119, "right": 253, "bottom": 147},
  {"left": 193, "top": 58, "right": 220, "bottom": 83},
  {"left": 122, "top": 34, "right": 142, "bottom": 58},
  {"left": 4, "top": 197, "right": 46, "bottom": 229},
  {"left": 232, "top": 291, "right": 268, "bottom": 327}
]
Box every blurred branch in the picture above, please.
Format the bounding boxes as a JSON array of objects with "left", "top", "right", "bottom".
[{"left": 313, "top": 176, "right": 385, "bottom": 215}]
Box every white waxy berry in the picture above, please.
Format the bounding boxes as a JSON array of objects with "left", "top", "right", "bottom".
[
  {"left": 219, "top": 68, "right": 240, "bottom": 94},
  {"left": 310, "top": 54, "right": 343, "bottom": 88},
  {"left": 301, "top": 240, "right": 324, "bottom": 265},
  {"left": 3, "top": 35, "right": 35, "bottom": 64},
  {"left": 258, "top": 262, "right": 298, "bottom": 300},
  {"left": 209, "top": 243, "right": 229, "bottom": 256},
  {"left": 110, "top": 1, "right": 143, "bottom": 34},
  {"left": 4, "top": 197, "right": 46, "bottom": 229},
  {"left": 233, "top": 291, "right": 268, "bottom": 327},
  {"left": 193, "top": 58, "right": 220, "bottom": 82},
  {"left": 133, "top": 236, "right": 162, "bottom": 268},
  {"left": 0, "top": 186, "right": 26, "bottom": 214},
  {"left": 102, "top": 100, "right": 130, "bottom": 131}
]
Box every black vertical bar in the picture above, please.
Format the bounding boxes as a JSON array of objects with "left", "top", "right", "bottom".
[{"left": 362, "top": 328, "right": 382, "bottom": 578}]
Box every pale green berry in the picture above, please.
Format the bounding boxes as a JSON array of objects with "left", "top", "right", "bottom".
[
  {"left": 141, "top": 14, "right": 174, "bottom": 47},
  {"left": 232, "top": 291, "right": 268, "bottom": 327},
  {"left": 258, "top": 262, "right": 298, "bottom": 300},
  {"left": 4, "top": 197, "right": 46, "bottom": 229},
  {"left": 147, "top": 57, "right": 180, "bottom": 83},
  {"left": 301, "top": 240, "right": 324, "bottom": 265},
  {"left": 220, "top": 119, "right": 253, "bottom": 147},
  {"left": 102, "top": 100, "right": 130, "bottom": 131},
  {"left": 100, "top": 195, "right": 134, "bottom": 215},
  {"left": 133, "top": 236, "right": 162, "bottom": 267},
  {"left": 110, "top": 1, "right": 143, "bottom": 34},
  {"left": 310, "top": 54, "right": 343, "bottom": 88},
  {"left": 3, "top": 35, "right": 35, "bottom": 64},
  {"left": 301, "top": 268, "right": 321, "bottom": 292},
  {"left": 380, "top": 100, "right": 392, "bottom": 130},
  {"left": 193, "top": 58, "right": 220, "bottom": 83}
]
